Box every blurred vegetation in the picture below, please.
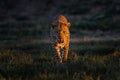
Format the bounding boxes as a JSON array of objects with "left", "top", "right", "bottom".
[
  {"left": 0, "top": 21, "right": 50, "bottom": 40},
  {"left": 72, "top": 20, "right": 120, "bottom": 31},
  {"left": 0, "top": 0, "right": 120, "bottom": 38},
  {"left": 0, "top": 0, "right": 120, "bottom": 20}
]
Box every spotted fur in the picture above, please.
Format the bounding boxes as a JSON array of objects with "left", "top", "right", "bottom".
[{"left": 50, "top": 15, "right": 71, "bottom": 64}]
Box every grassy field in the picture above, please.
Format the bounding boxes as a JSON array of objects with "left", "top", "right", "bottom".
[
  {"left": 0, "top": 39, "right": 120, "bottom": 80},
  {"left": 0, "top": 20, "right": 120, "bottom": 80}
]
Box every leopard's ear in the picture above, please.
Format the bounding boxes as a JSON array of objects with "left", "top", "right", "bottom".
[
  {"left": 67, "top": 22, "right": 71, "bottom": 28},
  {"left": 51, "top": 23, "right": 57, "bottom": 28}
]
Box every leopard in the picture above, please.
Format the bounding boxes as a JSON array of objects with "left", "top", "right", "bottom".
[{"left": 50, "top": 15, "right": 71, "bottom": 64}]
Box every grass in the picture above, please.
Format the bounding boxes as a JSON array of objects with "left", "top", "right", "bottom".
[
  {"left": 0, "top": 50, "right": 120, "bottom": 80},
  {"left": 0, "top": 20, "right": 119, "bottom": 80},
  {"left": 0, "top": 13, "right": 119, "bottom": 80},
  {"left": 0, "top": 40, "right": 120, "bottom": 80}
]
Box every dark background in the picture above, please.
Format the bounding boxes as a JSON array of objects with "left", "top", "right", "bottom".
[
  {"left": 0, "top": 0, "right": 120, "bottom": 52},
  {"left": 0, "top": 0, "right": 120, "bottom": 22},
  {"left": 0, "top": 0, "right": 120, "bottom": 53}
]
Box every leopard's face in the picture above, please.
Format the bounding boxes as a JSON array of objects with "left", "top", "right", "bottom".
[
  {"left": 50, "top": 15, "right": 70, "bottom": 44},
  {"left": 51, "top": 21, "right": 70, "bottom": 33}
]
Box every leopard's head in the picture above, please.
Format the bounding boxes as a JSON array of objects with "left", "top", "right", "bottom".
[{"left": 51, "top": 15, "right": 70, "bottom": 30}]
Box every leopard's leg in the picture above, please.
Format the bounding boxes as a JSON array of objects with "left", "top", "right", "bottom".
[
  {"left": 55, "top": 43, "right": 62, "bottom": 64},
  {"left": 63, "top": 45, "right": 69, "bottom": 62},
  {"left": 61, "top": 48, "right": 64, "bottom": 59},
  {"left": 57, "top": 42, "right": 69, "bottom": 63}
]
